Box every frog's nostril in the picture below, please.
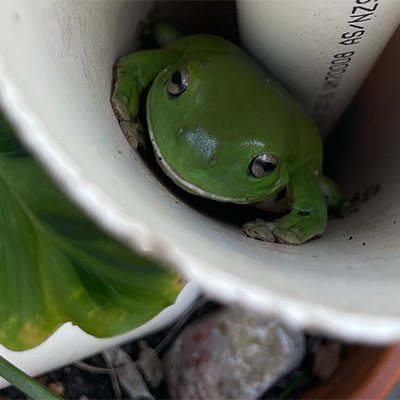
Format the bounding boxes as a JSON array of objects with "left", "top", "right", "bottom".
[
  {"left": 176, "top": 127, "right": 185, "bottom": 139},
  {"left": 207, "top": 157, "right": 218, "bottom": 167}
]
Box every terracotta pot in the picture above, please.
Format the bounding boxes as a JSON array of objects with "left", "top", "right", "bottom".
[{"left": 302, "top": 343, "right": 400, "bottom": 399}]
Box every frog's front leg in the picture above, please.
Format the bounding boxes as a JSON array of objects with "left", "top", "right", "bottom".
[
  {"left": 243, "top": 166, "right": 327, "bottom": 245},
  {"left": 111, "top": 49, "right": 179, "bottom": 149}
]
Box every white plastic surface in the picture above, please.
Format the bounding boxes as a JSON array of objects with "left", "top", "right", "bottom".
[
  {"left": 0, "top": 1, "right": 200, "bottom": 386},
  {"left": 0, "top": 0, "right": 400, "bottom": 371},
  {"left": 237, "top": 0, "right": 400, "bottom": 136}
]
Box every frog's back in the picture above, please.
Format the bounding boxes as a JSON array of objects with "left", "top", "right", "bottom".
[{"left": 152, "top": 24, "right": 324, "bottom": 174}]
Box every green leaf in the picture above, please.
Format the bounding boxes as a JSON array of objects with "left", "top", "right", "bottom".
[{"left": 0, "top": 115, "right": 182, "bottom": 351}]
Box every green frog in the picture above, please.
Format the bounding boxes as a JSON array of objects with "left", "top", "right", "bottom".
[{"left": 111, "top": 24, "right": 341, "bottom": 244}]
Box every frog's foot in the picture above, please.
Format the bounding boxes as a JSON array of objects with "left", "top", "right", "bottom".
[
  {"left": 117, "top": 118, "right": 146, "bottom": 151},
  {"left": 111, "top": 66, "right": 135, "bottom": 121},
  {"left": 152, "top": 23, "right": 181, "bottom": 48},
  {"left": 111, "top": 69, "right": 146, "bottom": 150},
  {"left": 339, "top": 184, "right": 381, "bottom": 217},
  {"left": 243, "top": 213, "right": 325, "bottom": 245},
  {"left": 242, "top": 219, "right": 276, "bottom": 243}
]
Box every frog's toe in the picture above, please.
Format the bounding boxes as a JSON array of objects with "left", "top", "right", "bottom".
[
  {"left": 243, "top": 216, "right": 324, "bottom": 245},
  {"left": 272, "top": 227, "right": 304, "bottom": 245},
  {"left": 111, "top": 96, "right": 130, "bottom": 122},
  {"left": 242, "top": 219, "right": 275, "bottom": 243},
  {"left": 119, "top": 119, "right": 146, "bottom": 151},
  {"left": 242, "top": 219, "right": 300, "bottom": 244},
  {"left": 273, "top": 217, "right": 324, "bottom": 245}
]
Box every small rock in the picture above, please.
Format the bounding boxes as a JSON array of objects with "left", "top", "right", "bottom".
[
  {"left": 47, "top": 381, "right": 65, "bottom": 397},
  {"left": 312, "top": 341, "right": 342, "bottom": 381},
  {"left": 163, "top": 306, "right": 305, "bottom": 399}
]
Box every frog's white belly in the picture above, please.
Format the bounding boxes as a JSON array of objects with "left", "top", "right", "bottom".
[{"left": 252, "top": 188, "right": 291, "bottom": 213}]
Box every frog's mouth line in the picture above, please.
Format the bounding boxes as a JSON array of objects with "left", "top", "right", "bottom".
[{"left": 148, "top": 127, "right": 282, "bottom": 204}]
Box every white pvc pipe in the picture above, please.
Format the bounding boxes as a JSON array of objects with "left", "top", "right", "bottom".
[{"left": 237, "top": 0, "right": 400, "bottom": 136}]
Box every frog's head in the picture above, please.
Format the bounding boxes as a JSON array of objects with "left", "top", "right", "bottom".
[{"left": 147, "top": 54, "right": 299, "bottom": 203}]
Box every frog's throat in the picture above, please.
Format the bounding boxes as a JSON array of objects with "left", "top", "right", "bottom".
[{"left": 148, "top": 128, "right": 281, "bottom": 204}]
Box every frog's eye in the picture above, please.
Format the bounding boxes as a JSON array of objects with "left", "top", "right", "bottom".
[
  {"left": 249, "top": 154, "right": 279, "bottom": 178},
  {"left": 167, "top": 68, "right": 190, "bottom": 96}
]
